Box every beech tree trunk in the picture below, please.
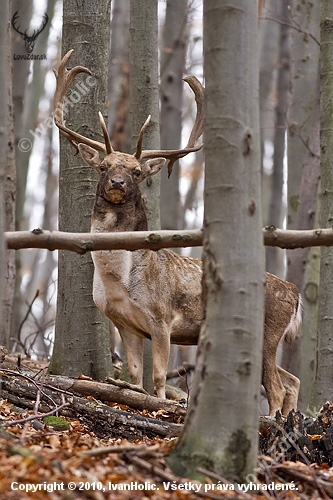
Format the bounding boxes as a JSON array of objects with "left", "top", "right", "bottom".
[
  {"left": 0, "top": 1, "right": 9, "bottom": 332},
  {"left": 160, "top": 0, "right": 189, "bottom": 232},
  {"left": 129, "top": 0, "right": 161, "bottom": 231},
  {"left": 312, "top": 0, "right": 333, "bottom": 407},
  {"left": 282, "top": 0, "right": 320, "bottom": 377},
  {"left": 265, "top": 0, "right": 290, "bottom": 276},
  {"left": 2, "top": 3, "right": 16, "bottom": 348},
  {"left": 129, "top": 0, "right": 161, "bottom": 394},
  {"left": 49, "top": 0, "right": 113, "bottom": 379},
  {"left": 168, "top": 0, "right": 263, "bottom": 483}
]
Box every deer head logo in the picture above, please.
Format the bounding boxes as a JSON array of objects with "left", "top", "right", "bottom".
[{"left": 11, "top": 11, "right": 49, "bottom": 54}]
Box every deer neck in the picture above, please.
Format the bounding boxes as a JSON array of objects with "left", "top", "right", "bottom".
[{"left": 91, "top": 194, "right": 148, "bottom": 234}]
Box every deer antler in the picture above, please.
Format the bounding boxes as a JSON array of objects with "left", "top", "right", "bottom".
[
  {"left": 138, "top": 76, "right": 204, "bottom": 177},
  {"left": 54, "top": 50, "right": 204, "bottom": 170},
  {"left": 53, "top": 50, "right": 107, "bottom": 154}
]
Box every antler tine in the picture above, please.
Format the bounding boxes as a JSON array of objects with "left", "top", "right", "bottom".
[
  {"left": 53, "top": 49, "right": 106, "bottom": 154},
  {"left": 139, "top": 76, "right": 204, "bottom": 176},
  {"left": 134, "top": 115, "right": 151, "bottom": 159},
  {"left": 98, "top": 112, "right": 114, "bottom": 154},
  {"left": 182, "top": 76, "right": 204, "bottom": 149}
]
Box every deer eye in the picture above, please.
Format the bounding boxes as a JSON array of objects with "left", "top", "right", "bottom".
[
  {"left": 99, "top": 164, "right": 107, "bottom": 173},
  {"left": 133, "top": 169, "right": 141, "bottom": 179}
]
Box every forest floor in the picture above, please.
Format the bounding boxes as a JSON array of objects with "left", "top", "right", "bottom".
[{"left": 1, "top": 358, "right": 333, "bottom": 499}]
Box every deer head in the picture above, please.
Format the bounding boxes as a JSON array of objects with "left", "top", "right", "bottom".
[
  {"left": 12, "top": 10, "right": 49, "bottom": 54},
  {"left": 53, "top": 50, "right": 203, "bottom": 186}
]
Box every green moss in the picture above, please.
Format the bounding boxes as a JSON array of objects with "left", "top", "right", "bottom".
[{"left": 43, "top": 416, "right": 70, "bottom": 431}]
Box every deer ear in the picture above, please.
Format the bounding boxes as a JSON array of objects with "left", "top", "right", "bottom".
[
  {"left": 141, "top": 158, "right": 166, "bottom": 180},
  {"left": 78, "top": 143, "right": 101, "bottom": 170}
]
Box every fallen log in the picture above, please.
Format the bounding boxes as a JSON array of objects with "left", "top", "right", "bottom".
[{"left": 0, "top": 373, "right": 182, "bottom": 440}]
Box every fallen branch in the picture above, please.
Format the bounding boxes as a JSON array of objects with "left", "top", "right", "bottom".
[
  {"left": 0, "top": 374, "right": 182, "bottom": 440},
  {"left": 0, "top": 363, "right": 186, "bottom": 417},
  {"left": 5, "top": 226, "right": 333, "bottom": 253}
]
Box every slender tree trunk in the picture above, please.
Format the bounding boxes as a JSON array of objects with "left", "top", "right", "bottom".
[
  {"left": 129, "top": 0, "right": 161, "bottom": 394},
  {"left": 282, "top": 0, "right": 320, "bottom": 375},
  {"left": 108, "top": 0, "right": 130, "bottom": 152},
  {"left": 265, "top": 0, "right": 290, "bottom": 276},
  {"left": 160, "top": 0, "right": 189, "bottom": 232},
  {"left": 0, "top": 0, "right": 9, "bottom": 335},
  {"left": 129, "top": 0, "right": 161, "bottom": 231},
  {"left": 312, "top": 0, "right": 333, "bottom": 407},
  {"left": 168, "top": 0, "right": 263, "bottom": 483},
  {"left": 2, "top": 7, "right": 16, "bottom": 349},
  {"left": 10, "top": 0, "right": 56, "bottom": 348},
  {"left": 49, "top": 0, "right": 113, "bottom": 379}
]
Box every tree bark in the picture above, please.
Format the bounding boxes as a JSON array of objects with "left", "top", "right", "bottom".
[
  {"left": 49, "top": 0, "right": 113, "bottom": 380},
  {"left": 0, "top": 0, "right": 9, "bottom": 337},
  {"left": 1, "top": 2, "right": 16, "bottom": 349},
  {"left": 312, "top": 1, "right": 333, "bottom": 407},
  {"left": 160, "top": 0, "right": 189, "bottom": 232},
  {"left": 129, "top": 0, "right": 161, "bottom": 395},
  {"left": 265, "top": 0, "right": 290, "bottom": 276},
  {"left": 108, "top": 0, "right": 130, "bottom": 152},
  {"left": 168, "top": 0, "right": 263, "bottom": 483},
  {"left": 129, "top": 0, "right": 161, "bottom": 231}
]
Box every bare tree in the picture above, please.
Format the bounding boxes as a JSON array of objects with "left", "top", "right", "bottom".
[
  {"left": 0, "top": 1, "right": 9, "bottom": 332},
  {"left": 312, "top": 0, "right": 333, "bottom": 407},
  {"left": 168, "top": 0, "right": 263, "bottom": 482},
  {"left": 160, "top": 0, "right": 189, "bottom": 231},
  {"left": 49, "top": 0, "right": 113, "bottom": 379}
]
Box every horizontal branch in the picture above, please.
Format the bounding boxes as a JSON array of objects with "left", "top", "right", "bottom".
[{"left": 4, "top": 226, "right": 333, "bottom": 253}]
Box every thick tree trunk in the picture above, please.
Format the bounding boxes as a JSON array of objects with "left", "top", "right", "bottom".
[
  {"left": 168, "top": 0, "right": 263, "bottom": 483},
  {"left": 49, "top": 1, "right": 113, "bottom": 380}
]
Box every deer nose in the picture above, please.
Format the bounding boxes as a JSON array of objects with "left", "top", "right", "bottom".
[{"left": 111, "top": 177, "right": 125, "bottom": 190}]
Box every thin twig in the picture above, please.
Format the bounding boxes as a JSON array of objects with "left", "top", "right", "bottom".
[
  {"left": 2, "top": 399, "right": 69, "bottom": 427},
  {"left": 260, "top": 16, "right": 320, "bottom": 46}
]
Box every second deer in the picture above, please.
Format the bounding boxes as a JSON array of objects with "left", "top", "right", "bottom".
[{"left": 54, "top": 50, "right": 301, "bottom": 416}]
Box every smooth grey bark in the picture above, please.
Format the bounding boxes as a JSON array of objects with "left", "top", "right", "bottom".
[
  {"left": 282, "top": 0, "right": 320, "bottom": 377},
  {"left": 287, "top": 0, "right": 320, "bottom": 232},
  {"left": 160, "top": 0, "right": 189, "bottom": 231},
  {"left": 10, "top": 0, "right": 56, "bottom": 350},
  {"left": 312, "top": 1, "right": 333, "bottom": 407},
  {"left": 0, "top": 0, "right": 9, "bottom": 337},
  {"left": 129, "top": 0, "right": 161, "bottom": 231},
  {"left": 129, "top": 0, "right": 161, "bottom": 394},
  {"left": 2, "top": 6, "right": 16, "bottom": 349},
  {"left": 265, "top": 0, "right": 290, "bottom": 276},
  {"left": 49, "top": 0, "right": 113, "bottom": 379},
  {"left": 108, "top": 0, "right": 130, "bottom": 152},
  {"left": 168, "top": 0, "right": 263, "bottom": 483}
]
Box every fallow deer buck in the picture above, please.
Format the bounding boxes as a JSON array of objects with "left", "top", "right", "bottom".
[{"left": 54, "top": 50, "right": 302, "bottom": 416}]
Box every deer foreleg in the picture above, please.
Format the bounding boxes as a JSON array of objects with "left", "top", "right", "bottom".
[
  {"left": 151, "top": 332, "right": 170, "bottom": 399},
  {"left": 118, "top": 327, "right": 143, "bottom": 387}
]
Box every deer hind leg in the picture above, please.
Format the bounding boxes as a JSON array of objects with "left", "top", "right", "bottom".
[
  {"left": 278, "top": 366, "right": 300, "bottom": 415},
  {"left": 262, "top": 359, "right": 286, "bottom": 416},
  {"left": 118, "top": 327, "right": 143, "bottom": 387}
]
